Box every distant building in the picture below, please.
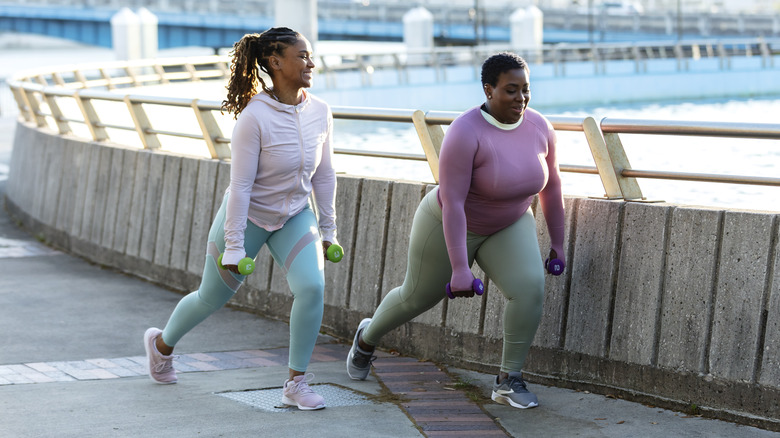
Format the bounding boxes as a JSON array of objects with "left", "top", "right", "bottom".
[
  {"left": 643, "top": 0, "right": 779, "bottom": 13},
  {"left": 546, "top": 0, "right": 779, "bottom": 13}
]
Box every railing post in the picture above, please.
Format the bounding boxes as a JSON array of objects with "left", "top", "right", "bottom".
[
  {"left": 216, "top": 59, "right": 230, "bottom": 78},
  {"left": 318, "top": 56, "right": 336, "bottom": 89},
  {"left": 23, "top": 87, "right": 47, "bottom": 127},
  {"left": 717, "top": 42, "right": 731, "bottom": 70},
  {"left": 581, "top": 116, "right": 623, "bottom": 199},
  {"left": 411, "top": 110, "right": 444, "bottom": 183},
  {"left": 11, "top": 85, "right": 33, "bottom": 123},
  {"left": 123, "top": 66, "right": 140, "bottom": 87},
  {"left": 52, "top": 72, "right": 66, "bottom": 86},
  {"left": 191, "top": 99, "right": 231, "bottom": 160},
  {"left": 124, "top": 95, "right": 161, "bottom": 150},
  {"left": 74, "top": 70, "right": 89, "bottom": 88},
  {"left": 432, "top": 51, "right": 445, "bottom": 83},
  {"left": 600, "top": 128, "right": 645, "bottom": 201},
  {"left": 674, "top": 43, "right": 688, "bottom": 71},
  {"left": 184, "top": 63, "right": 200, "bottom": 81},
  {"left": 153, "top": 64, "right": 170, "bottom": 84},
  {"left": 43, "top": 92, "right": 72, "bottom": 135},
  {"left": 470, "top": 46, "right": 480, "bottom": 80},
  {"left": 357, "top": 57, "right": 371, "bottom": 86},
  {"left": 758, "top": 38, "right": 773, "bottom": 68},
  {"left": 392, "top": 53, "right": 408, "bottom": 84},
  {"left": 99, "top": 68, "right": 116, "bottom": 90},
  {"left": 75, "top": 91, "right": 109, "bottom": 141}
]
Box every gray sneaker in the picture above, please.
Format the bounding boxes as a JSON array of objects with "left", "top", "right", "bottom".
[
  {"left": 491, "top": 372, "right": 538, "bottom": 409},
  {"left": 346, "top": 318, "right": 376, "bottom": 380}
]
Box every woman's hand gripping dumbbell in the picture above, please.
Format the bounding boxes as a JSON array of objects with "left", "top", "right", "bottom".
[
  {"left": 446, "top": 278, "right": 485, "bottom": 299},
  {"left": 323, "top": 241, "right": 344, "bottom": 263},
  {"left": 217, "top": 253, "right": 255, "bottom": 276},
  {"left": 544, "top": 249, "right": 565, "bottom": 276}
]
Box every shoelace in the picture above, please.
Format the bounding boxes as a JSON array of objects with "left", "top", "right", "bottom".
[
  {"left": 353, "top": 348, "right": 377, "bottom": 368},
  {"left": 153, "top": 355, "right": 177, "bottom": 373},
  {"left": 289, "top": 373, "right": 317, "bottom": 395},
  {"left": 507, "top": 375, "right": 529, "bottom": 393}
]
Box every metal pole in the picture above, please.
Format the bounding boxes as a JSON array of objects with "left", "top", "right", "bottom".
[
  {"left": 588, "top": 0, "right": 593, "bottom": 43},
  {"left": 677, "top": 0, "right": 683, "bottom": 41},
  {"left": 474, "top": 0, "right": 480, "bottom": 46}
]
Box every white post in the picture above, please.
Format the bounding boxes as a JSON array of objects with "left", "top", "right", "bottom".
[
  {"left": 275, "top": 0, "right": 318, "bottom": 49},
  {"left": 665, "top": 13, "right": 674, "bottom": 35},
  {"left": 511, "top": 6, "right": 543, "bottom": 61},
  {"left": 697, "top": 16, "right": 709, "bottom": 37},
  {"left": 403, "top": 7, "right": 434, "bottom": 65},
  {"left": 111, "top": 8, "right": 141, "bottom": 61},
  {"left": 137, "top": 8, "right": 158, "bottom": 60}
]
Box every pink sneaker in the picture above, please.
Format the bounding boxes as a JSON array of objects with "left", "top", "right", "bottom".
[
  {"left": 143, "top": 327, "right": 177, "bottom": 384},
  {"left": 281, "top": 373, "right": 326, "bottom": 410}
]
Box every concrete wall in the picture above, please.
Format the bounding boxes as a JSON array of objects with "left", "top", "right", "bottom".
[{"left": 5, "top": 122, "right": 779, "bottom": 429}]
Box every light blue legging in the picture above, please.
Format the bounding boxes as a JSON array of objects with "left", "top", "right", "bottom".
[
  {"left": 361, "top": 188, "right": 545, "bottom": 373},
  {"left": 161, "top": 193, "right": 325, "bottom": 372}
]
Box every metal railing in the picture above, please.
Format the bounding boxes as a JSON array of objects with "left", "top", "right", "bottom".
[
  {"left": 320, "top": 37, "right": 780, "bottom": 88},
  {"left": 7, "top": 55, "right": 780, "bottom": 202},
  {"left": 3, "top": 37, "right": 777, "bottom": 93},
  {"left": 6, "top": 1, "right": 780, "bottom": 39}
]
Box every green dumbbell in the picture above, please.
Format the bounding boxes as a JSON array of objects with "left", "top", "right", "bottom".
[
  {"left": 326, "top": 244, "right": 344, "bottom": 263},
  {"left": 217, "top": 253, "right": 255, "bottom": 275}
]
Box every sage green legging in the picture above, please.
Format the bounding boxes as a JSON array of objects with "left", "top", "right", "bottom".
[
  {"left": 161, "top": 193, "right": 325, "bottom": 372},
  {"left": 361, "top": 188, "right": 545, "bottom": 373}
]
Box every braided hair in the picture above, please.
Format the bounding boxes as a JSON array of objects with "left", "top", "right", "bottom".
[
  {"left": 222, "top": 27, "right": 301, "bottom": 118},
  {"left": 480, "top": 52, "right": 529, "bottom": 87}
]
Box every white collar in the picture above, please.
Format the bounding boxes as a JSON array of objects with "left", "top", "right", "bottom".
[{"left": 480, "top": 106, "right": 523, "bottom": 130}]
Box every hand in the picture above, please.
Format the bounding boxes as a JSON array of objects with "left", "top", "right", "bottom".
[
  {"left": 223, "top": 264, "right": 240, "bottom": 274},
  {"left": 544, "top": 249, "right": 565, "bottom": 276},
  {"left": 448, "top": 271, "right": 477, "bottom": 298},
  {"left": 322, "top": 240, "right": 333, "bottom": 260},
  {"left": 449, "top": 286, "right": 476, "bottom": 298}
]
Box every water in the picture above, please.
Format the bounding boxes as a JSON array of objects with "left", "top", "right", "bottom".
[
  {"left": 1, "top": 38, "right": 778, "bottom": 212},
  {"left": 335, "top": 97, "right": 780, "bottom": 212},
  {"left": 142, "top": 80, "right": 780, "bottom": 212}
]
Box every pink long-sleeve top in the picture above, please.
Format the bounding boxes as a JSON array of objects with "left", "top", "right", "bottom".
[
  {"left": 438, "top": 105, "right": 565, "bottom": 288},
  {"left": 222, "top": 90, "right": 337, "bottom": 266}
]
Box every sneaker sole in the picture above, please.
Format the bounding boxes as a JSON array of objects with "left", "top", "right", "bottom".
[
  {"left": 143, "top": 328, "right": 177, "bottom": 385},
  {"left": 346, "top": 318, "right": 373, "bottom": 380},
  {"left": 491, "top": 391, "right": 538, "bottom": 409},
  {"left": 281, "top": 396, "right": 326, "bottom": 411}
]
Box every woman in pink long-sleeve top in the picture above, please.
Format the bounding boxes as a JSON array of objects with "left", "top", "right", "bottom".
[{"left": 346, "top": 52, "right": 566, "bottom": 409}]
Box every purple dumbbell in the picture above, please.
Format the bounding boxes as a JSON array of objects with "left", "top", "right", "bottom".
[
  {"left": 545, "top": 258, "right": 565, "bottom": 276},
  {"left": 446, "top": 278, "right": 485, "bottom": 299}
]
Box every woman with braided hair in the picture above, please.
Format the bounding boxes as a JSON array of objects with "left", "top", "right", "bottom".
[{"left": 143, "top": 28, "right": 338, "bottom": 410}]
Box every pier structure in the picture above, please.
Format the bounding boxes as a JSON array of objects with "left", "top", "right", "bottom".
[
  {"left": 4, "top": 53, "right": 780, "bottom": 431},
  {"left": 1, "top": 1, "right": 780, "bottom": 50}
]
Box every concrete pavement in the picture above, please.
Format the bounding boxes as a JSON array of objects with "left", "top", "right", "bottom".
[{"left": 1, "top": 116, "right": 777, "bottom": 437}]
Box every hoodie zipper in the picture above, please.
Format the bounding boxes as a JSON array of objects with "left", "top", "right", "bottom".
[{"left": 279, "top": 104, "right": 305, "bottom": 225}]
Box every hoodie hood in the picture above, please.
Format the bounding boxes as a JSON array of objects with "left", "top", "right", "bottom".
[{"left": 251, "top": 89, "right": 311, "bottom": 113}]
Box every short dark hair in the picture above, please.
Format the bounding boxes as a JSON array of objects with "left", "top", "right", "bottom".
[{"left": 481, "top": 52, "right": 529, "bottom": 87}]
